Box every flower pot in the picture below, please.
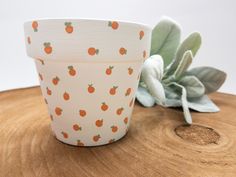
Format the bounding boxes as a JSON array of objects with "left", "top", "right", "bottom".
[{"left": 24, "top": 19, "right": 151, "bottom": 146}]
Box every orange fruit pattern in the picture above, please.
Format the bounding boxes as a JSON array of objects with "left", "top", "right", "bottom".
[
  {"left": 46, "top": 87, "right": 52, "bottom": 95},
  {"left": 93, "top": 134, "right": 101, "bottom": 142},
  {"left": 119, "top": 47, "right": 127, "bottom": 55},
  {"left": 52, "top": 76, "right": 60, "bottom": 85},
  {"left": 139, "top": 30, "right": 144, "bottom": 40},
  {"left": 38, "top": 73, "right": 43, "bottom": 81},
  {"left": 95, "top": 119, "right": 103, "bottom": 127},
  {"left": 101, "top": 102, "right": 109, "bottom": 111},
  {"left": 109, "top": 86, "right": 118, "bottom": 95},
  {"left": 73, "top": 124, "right": 82, "bottom": 131},
  {"left": 108, "top": 21, "right": 119, "bottom": 30},
  {"left": 88, "top": 47, "right": 99, "bottom": 56},
  {"left": 105, "top": 66, "right": 114, "bottom": 75},
  {"left": 63, "top": 92, "right": 70, "bottom": 100},
  {"left": 88, "top": 84, "right": 95, "bottom": 93},
  {"left": 77, "top": 140, "right": 84, "bottom": 146},
  {"left": 143, "top": 50, "right": 147, "bottom": 58},
  {"left": 128, "top": 67, "right": 133, "bottom": 75},
  {"left": 79, "top": 110, "right": 86, "bottom": 117},
  {"left": 27, "top": 36, "right": 31, "bottom": 44},
  {"left": 61, "top": 131, "right": 68, "bottom": 139},
  {"left": 125, "top": 88, "right": 132, "bottom": 96},
  {"left": 111, "top": 125, "right": 118, "bottom": 133},
  {"left": 43, "top": 42, "right": 52, "bottom": 54},
  {"left": 109, "top": 139, "right": 115, "bottom": 144},
  {"left": 116, "top": 107, "right": 124, "bottom": 115},
  {"left": 124, "top": 117, "right": 128, "bottom": 124},
  {"left": 55, "top": 107, "right": 63, "bottom": 116},
  {"left": 129, "top": 98, "right": 134, "bottom": 107},
  {"left": 65, "top": 22, "right": 73, "bottom": 33},
  {"left": 68, "top": 66, "right": 76, "bottom": 76},
  {"left": 32, "top": 21, "right": 38, "bottom": 32}
]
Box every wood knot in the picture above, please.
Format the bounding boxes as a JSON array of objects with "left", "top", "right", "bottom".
[{"left": 175, "top": 124, "right": 220, "bottom": 145}]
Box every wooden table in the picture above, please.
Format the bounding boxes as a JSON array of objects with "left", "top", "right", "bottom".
[{"left": 0, "top": 87, "right": 236, "bottom": 177}]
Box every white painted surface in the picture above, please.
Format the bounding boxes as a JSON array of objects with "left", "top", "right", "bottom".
[{"left": 0, "top": 0, "right": 235, "bottom": 94}]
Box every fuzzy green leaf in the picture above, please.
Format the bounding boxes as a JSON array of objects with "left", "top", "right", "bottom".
[
  {"left": 151, "top": 17, "right": 181, "bottom": 67},
  {"left": 165, "top": 32, "right": 201, "bottom": 76},
  {"left": 186, "top": 67, "right": 227, "bottom": 94},
  {"left": 173, "top": 50, "right": 193, "bottom": 79},
  {"left": 136, "top": 86, "right": 155, "bottom": 107},
  {"left": 145, "top": 77, "right": 166, "bottom": 105},
  {"left": 167, "top": 82, "right": 192, "bottom": 124},
  {"left": 188, "top": 95, "right": 220, "bottom": 112},
  {"left": 179, "top": 75, "right": 205, "bottom": 98}
]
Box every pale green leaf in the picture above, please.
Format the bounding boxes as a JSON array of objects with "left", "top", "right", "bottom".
[
  {"left": 167, "top": 82, "right": 192, "bottom": 124},
  {"left": 188, "top": 95, "right": 220, "bottom": 112},
  {"left": 179, "top": 75, "right": 205, "bottom": 98},
  {"left": 186, "top": 66, "right": 227, "bottom": 94},
  {"left": 136, "top": 86, "right": 155, "bottom": 107},
  {"left": 145, "top": 77, "right": 166, "bottom": 105},
  {"left": 165, "top": 32, "right": 201, "bottom": 76},
  {"left": 151, "top": 17, "right": 181, "bottom": 67},
  {"left": 173, "top": 50, "right": 193, "bottom": 79}
]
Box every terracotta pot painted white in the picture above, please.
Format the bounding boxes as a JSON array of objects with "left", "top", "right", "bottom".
[{"left": 24, "top": 19, "right": 151, "bottom": 146}]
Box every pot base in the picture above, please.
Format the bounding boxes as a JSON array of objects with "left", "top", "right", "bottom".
[{"left": 53, "top": 129, "right": 129, "bottom": 147}]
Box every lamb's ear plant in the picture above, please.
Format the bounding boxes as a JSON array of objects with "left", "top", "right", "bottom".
[{"left": 136, "top": 17, "right": 227, "bottom": 124}]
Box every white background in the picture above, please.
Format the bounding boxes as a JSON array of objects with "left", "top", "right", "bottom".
[{"left": 0, "top": 0, "right": 235, "bottom": 94}]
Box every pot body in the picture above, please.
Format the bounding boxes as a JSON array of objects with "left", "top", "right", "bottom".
[{"left": 24, "top": 19, "right": 151, "bottom": 146}]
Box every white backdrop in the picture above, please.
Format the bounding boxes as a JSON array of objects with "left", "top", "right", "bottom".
[{"left": 0, "top": 0, "right": 235, "bottom": 94}]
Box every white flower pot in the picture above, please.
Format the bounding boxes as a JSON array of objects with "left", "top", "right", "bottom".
[{"left": 24, "top": 19, "right": 151, "bottom": 146}]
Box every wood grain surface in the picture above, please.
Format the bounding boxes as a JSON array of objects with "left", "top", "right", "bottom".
[{"left": 0, "top": 86, "right": 236, "bottom": 177}]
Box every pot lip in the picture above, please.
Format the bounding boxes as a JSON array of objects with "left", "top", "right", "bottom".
[{"left": 24, "top": 18, "right": 152, "bottom": 30}]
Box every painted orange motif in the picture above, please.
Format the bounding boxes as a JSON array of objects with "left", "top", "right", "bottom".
[
  {"left": 52, "top": 76, "right": 60, "bottom": 85},
  {"left": 93, "top": 134, "right": 101, "bottom": 142},
  {"left": 64, "top": 22, "right": 73, "bottom": 33},
  {"left": 43, "top": 42, "right": 52, "bottom": 54},
  {"left": 143, "top": 50, "right": 147, "bottom": 58},
  {"left": 27, "top": 36, "right": 31, "bottom": 44},
  {"left": 109, "top": 139, "right": 115, "bottom": 143},
  {"left": 108, "top": 21, "right": 119, "bottom": 30},
  {"left": 32, "top": 21, "right": 38, "bottom": 32},
  {"left": 68, "top": 66, "right": 76, "bottom": 76},
  {"left": 38, "top": 73, "right": 43, "bottom": 81},
  {"left": 116, "top": 107, "right": 124, "bottom": 115},
  {"left": 50, "top": 114, "right": 53, "bottom": 121},
  {"left": 77, "top": 140, "right": 84, "bottom": 146},
  {"left": 88, "top": 84, "right": 95, "bottom": 93},
  {"left": 73, "top": 124, "right": 82, "bottom": 131},
  {"left": 111, "top": 125, "right": 118, "bottom": 133},
  {"left": 61, "top": 131, "right": 68, "bottom": 138},
  {"left": 125, "top": 88, "right": 132, "bottom": 96},
  {"left": 37, "top": 58, "right": 44, "bottom": 65},
  {"left": 139, "top": 30, "right": 144, "bottom": 40},
  {"left": 137, "top": 73, "right": 141, "bottom": 80},
  {"left": 109, "top": 86, "right": 118, "bottom": 95},
  {"left": 106, "top": 66, "right": 114, "bottom": 75},
  {"left": 55, "top": 107, "right": 63, "bottom": 116},
  {"left": 79, "top": 110, "right": 86, "bottom": 117},
  {"left": 128, "top": 67, "right": 133, "bottom": 75},
  {"left": 129, "top": 98, "right": 134, "bottom": 107},
  {"left": 101, "top": 102, "right": 109, "bottom": 111},
  {"left": 124, "top": 117, "right": 128, "bottom": 124},
  {"left": 46, "top": 87, "right": 52, "bottom": 95},
  {"left": 119, "top": 47, "right": 127, "bottom": 55},
  {"left": 88, "top": 47, "right": 99, "bottom": 56},
  {"left": 63, "top": 92, "right": 70, "bottom": 100},
  {"left": 95, "top": 119, "right": 103, "bottom": 127}
]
